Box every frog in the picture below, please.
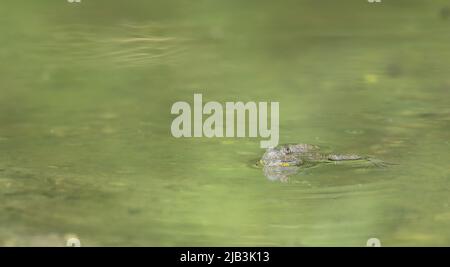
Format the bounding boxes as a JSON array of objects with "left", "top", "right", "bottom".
[{"left": 258, "top": 143, "right": 387, "bottom": 182}]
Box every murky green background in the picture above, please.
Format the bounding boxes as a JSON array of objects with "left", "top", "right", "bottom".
[{"left": 0, "top": 0, "right": 449, "bottom": 246}]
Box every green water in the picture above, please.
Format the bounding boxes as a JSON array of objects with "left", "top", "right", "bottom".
[{"left": 0, "top": 0, "right": 449, "bottom": 246}]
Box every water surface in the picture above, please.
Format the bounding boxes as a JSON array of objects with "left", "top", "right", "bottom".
[{"left": 0, "top": 0, "right": 449, "bottom": 246}]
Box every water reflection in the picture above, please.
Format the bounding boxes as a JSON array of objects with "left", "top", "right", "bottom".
[{"left": 263, "top": 165, "right": 300, "bottom": 182}]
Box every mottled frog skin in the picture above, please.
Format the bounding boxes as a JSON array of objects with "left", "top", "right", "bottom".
[
  {"left": 259, "top": 144, "right": 384, "bottom": 182},
  {"left": 260, "top": 144, "right": 362, "bottom": 167}
]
